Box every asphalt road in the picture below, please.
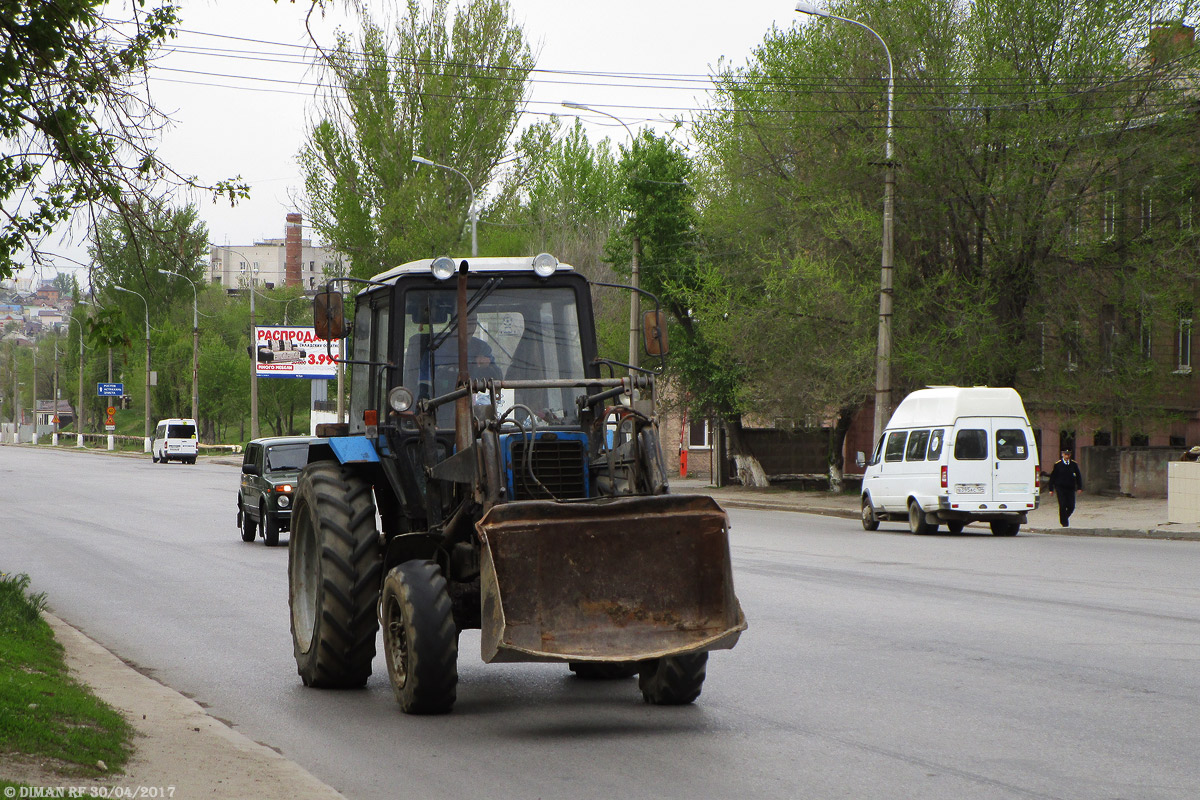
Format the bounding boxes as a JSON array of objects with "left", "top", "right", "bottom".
[{"left": 4, "top": 445, "right": 1199, "bottom": 800}]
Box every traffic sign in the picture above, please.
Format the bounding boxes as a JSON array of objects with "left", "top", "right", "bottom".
[
  {"left": 107, "top": 406, "right": 116, "bottom": 416},
  {"left": 98, "top": 383, "right": 124, "bottom": 397}
]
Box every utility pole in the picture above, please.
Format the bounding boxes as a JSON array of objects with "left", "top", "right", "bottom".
[
  {"left": 250, "top": 277, "right": 259, "bottom": 439},
  {"left": 76, "top": 322, "right": 85, "bottom": 447},
  {"left": 31, "top": 342, "right": 37, "bottom": 444},
  {"left": 52, "top": 335, "right": 59, "bottom": 445}
]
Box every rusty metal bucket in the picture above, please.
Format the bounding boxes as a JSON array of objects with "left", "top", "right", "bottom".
[{"left": 475, "top": 494, "right": 746, "bottom": 664}]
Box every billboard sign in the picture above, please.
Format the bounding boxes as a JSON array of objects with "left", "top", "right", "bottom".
[{"left": 254, "top": 326, "right": 341, "bottom": 379}]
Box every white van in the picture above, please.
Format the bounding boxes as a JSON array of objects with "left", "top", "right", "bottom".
[
  {"left": 151, "top": 418, "right": 198, "bottom": 465},
  {"left": 859, "top": 387, "right": 1039, "bottom": 535}
]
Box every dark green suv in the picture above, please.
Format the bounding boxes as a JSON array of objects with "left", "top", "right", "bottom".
[{"left": 238, "top": 436, "right": 314, "bottom": 546}]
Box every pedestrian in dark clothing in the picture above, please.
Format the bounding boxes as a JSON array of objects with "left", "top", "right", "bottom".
[{"left": 1047, "top": 450, "right": 1084, "bottom": 527}]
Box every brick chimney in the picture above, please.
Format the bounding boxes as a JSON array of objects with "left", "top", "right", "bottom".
[
  {"left": 1149, "top": 22, "right": 1196, "bottom": 64},
  {"left": 285, "top": 213, "right": 302, "bottom": 287}
]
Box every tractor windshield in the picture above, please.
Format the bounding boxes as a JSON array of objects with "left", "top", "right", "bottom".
[{"left": 402, "top": 287, "right": 587, "bottom": 428}]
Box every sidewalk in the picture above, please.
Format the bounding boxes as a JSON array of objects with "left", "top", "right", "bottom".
[{"left": 672, "top": 477, "right": 1200, "bottom": 541}]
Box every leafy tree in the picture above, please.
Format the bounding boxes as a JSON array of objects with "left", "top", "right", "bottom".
[
  {"left": 300, "top": 0, "right": 534, "bottom": 275},
  {"left": 604, "top": 130, "right": 772, "bottom": 486},
  {"left": 0, "top": 0, "right": 246, "bottom": 280},
  {"left": 490, "top": 117, "right": 627, "bottom": 360},
  {"left": 696, "top": 0, "right": 1200, "bottom": 469}
]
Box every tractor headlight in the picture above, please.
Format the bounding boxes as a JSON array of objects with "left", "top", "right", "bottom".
[
  {"left": 431, "top": 256, "right": 456, "bottom": 281},
  {"left": 532, "top": 253, "right": 558, "bottom": 278},
  {"left": 388, "top": 386, "right": 415, "bottom": 413}
]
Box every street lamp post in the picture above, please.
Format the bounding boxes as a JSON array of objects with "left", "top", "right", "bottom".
[
  {"left": 223, "top": 248, "right": 261, "bottom": 441},
  {"left": 562, "top": 101, "right": 642, "bottom": 374},
  {"left": 159, "top": 269, "right": 200, "bottom": 424},
  {"left": 411, "top": 155, "right": 478, "bottom": 257},
  {"left": 113, "top": 285, "right": 151, "bottom": 452},
  {"left": 69, "top": 316, "right": 84, "bottom": 447},
  {"left": 795, "top": 2, "right": 896, "bottom": 444}
]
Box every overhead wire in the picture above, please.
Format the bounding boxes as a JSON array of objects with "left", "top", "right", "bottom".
[{"left": 151, "top": 27, "right": 1200, "bottom": 122}]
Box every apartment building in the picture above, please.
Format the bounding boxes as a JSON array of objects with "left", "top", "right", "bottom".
[{"left": 209, "top": 213, "right": 349, "bottom": 292}]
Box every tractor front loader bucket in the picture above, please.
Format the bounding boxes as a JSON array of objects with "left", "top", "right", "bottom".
[{"left": 475, "top": 494, "right": 746, "bottom": 664}]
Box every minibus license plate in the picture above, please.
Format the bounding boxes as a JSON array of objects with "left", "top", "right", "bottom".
[{"left": 955, "top": 484, "right": 985, "bottom": 494}]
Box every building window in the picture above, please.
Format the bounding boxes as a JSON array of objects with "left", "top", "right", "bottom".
[
  {"left": 1064, "top": 323, "right": 1079, "bottom": 372},
  {"left": 1100, "top": 304, "right": 1116, "bottom": 371},
  {"left": 1058, "top": 430, "right": 1076, "bottom": 454},
  {"left": 1093, "top": 431, "right": 1112, "bottom": 447},
  {"left": 1176, "top": 303, "right": 1192, "bottom": 374},
  {"left": 1139, "top": 310, "right": 1153, "bottom": 360},
  {"left": 1130, "top": 434, "right": 1149, "bottom": 447},
  {"left": 1170, "top": 435, "right": 1186, "bottom": 447},
  {"left": 689, "top": 419, "right": 711, "bottom": 450},
  {"left": 1103, "top": 190, "right": 1117, "bottom": 239},
  {"left": 1033, "top": 322, "right": 1045, "bottom": 371}
]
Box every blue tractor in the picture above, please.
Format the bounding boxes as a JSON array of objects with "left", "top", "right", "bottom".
[{"left": 288, "top": 254, "right": 745, "bottom": 714}]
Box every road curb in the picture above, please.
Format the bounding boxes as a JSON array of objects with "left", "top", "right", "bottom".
[
  {"left": 712, "top": 497, "right": 1200, "bottom": 541},
  {"left": 44, "top": 612, "right": 346, "bottom": 799}
]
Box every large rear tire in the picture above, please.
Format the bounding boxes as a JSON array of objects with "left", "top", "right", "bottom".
[
  {"left": 288, "top": 461, "right": 382, "bottom": 688},
  {"left": 381, "top": 560, "right": 458, "bottom": 715},
  {"left": 639, "top": 652, "right": 708, "bottom": 705}
]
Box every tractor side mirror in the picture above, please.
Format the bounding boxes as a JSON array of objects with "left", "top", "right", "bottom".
[
  {"left": 643, "top": 309, "right": 669, "bottom": 356},
  {"left": 313, "top": 292, "right": 346, "bottom": 340}
]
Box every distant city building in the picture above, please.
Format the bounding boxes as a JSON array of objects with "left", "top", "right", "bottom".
[{"left": 208, "top": 213, "right": 349, "bottom": 292}]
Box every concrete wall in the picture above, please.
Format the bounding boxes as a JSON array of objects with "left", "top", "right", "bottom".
[
  {"left": 1168, "top": 461, "right": 1200, "bottom": 522},
  {"left": 1080, "top": 446, "right": 1183, "bottom": 497},
  {"left": 1119, "top": 448, "right": 1180, "bottom": 498}
]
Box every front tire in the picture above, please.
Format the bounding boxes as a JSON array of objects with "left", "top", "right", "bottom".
[
  {"left": 861, "top": 496, "right": 880, "bottom": 531},
  {"left": 639, "top": 652, "right": 708, "bottom": 705},
  {"left": 262, "top": 501, "right": 280, "bottom": 547},
  {"left": 381, "top": 560, "right": 458, "bottom": 715},
  {"left": 288, "top": 461, "right": 382, "bottom": 688}
]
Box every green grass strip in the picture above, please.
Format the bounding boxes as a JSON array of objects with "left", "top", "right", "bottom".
[{"left": 0, "top": 572, "right": 131, "bottom": 778}]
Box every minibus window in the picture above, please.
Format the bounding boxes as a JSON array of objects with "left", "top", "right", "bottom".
[
  {"left": 884, "top": 431, "right": 908, "bottom": 462},
  {"left": 870, "top": 435, "right": 884, "bottom": 466},
  {"left": 928, "top": 429, "right": 944, "bottom": 460},
  {"left": 954, "top": 429, "right": 988, "bottom": 460},
  {"left": 995, "top": 429, "right": 1028, "bottom": 460},
  {"left": 905, "top": 430, "right": 930, "bottom": 461}
]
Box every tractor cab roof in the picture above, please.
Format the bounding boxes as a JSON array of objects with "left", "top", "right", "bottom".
[{"left": 371, "top": 255, "right": 575, "bottom": 285}]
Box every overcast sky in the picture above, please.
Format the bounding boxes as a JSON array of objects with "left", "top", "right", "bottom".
[{"left": 17, "top": 0, "right": 802, "bottom": 287}]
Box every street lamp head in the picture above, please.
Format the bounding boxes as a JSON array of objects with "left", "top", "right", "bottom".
[
  {"left": 562, "top": 101, "right": 590, "bottom": 112},
  {"left": 795, "top": 1, "right": 830, "bottom": 17},
  {"left": 411, "top": 155, "right": 436, "bottom": 168}
]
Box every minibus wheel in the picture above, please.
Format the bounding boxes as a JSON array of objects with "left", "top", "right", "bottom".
[
  {"left": 908, "top": 500, "right": 935, "bottom": 534},
  {"left": 861, "top": 497, "right": 880, "bottom": 531}
]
